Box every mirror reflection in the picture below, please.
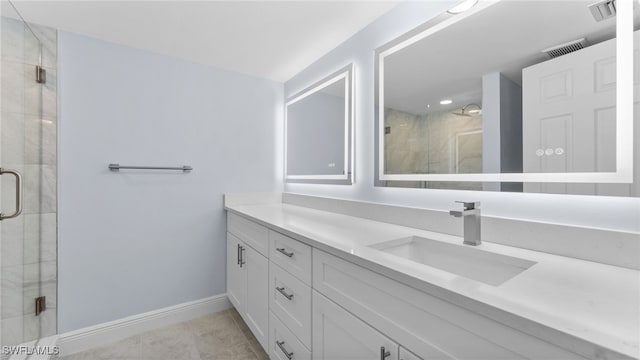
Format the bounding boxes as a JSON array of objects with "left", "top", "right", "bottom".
[
  {"left": 286, "top": 64, "right": 353, "bottom": 184},
  {"left": 378, "top": 0, "right": 639, "bottom": 195}
]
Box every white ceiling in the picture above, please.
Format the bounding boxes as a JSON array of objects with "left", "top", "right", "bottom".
[{"left": 3, "top": 0, "right": 399, "bottom": 82}]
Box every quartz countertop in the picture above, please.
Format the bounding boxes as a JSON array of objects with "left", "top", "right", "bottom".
[{"left": 225, "top": 202, "right": 640, "bottom": 359}]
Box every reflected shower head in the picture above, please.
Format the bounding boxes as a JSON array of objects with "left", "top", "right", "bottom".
[{"left": 452, "top": 103, "right": 482, "bottom": 117}]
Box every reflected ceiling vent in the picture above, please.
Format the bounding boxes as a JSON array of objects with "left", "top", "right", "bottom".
[
  {"left": 542, "top": 38, "right": 587, "bottom": 59},
  {"left": 588, "top": 0, "right": 616, "bottom": 22}
]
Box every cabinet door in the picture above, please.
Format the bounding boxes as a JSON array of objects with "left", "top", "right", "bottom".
[
  {"left": 312, "top": 290, "right": 398, "bottom": 360},
  {"left": 244, "top": 245, "right": 269, "bottom": 351},
  {"left": 226, "top": 233, "right": 246, "bottom": 311}
]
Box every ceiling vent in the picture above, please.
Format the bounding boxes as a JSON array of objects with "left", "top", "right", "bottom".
[
  {"left": 589, "top": 0, "right": 616, "bottom": 22},
  {"left": 542, "top": 38, "right": 587, "bottom": 59}
]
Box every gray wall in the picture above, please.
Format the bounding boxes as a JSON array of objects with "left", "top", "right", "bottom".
[
  {"left": 283, "top": 1, "right": 640, "bottom": 232},
  {"left": 482, "top": 72, "right": 523, "bottom": 192},
  {"left": 58, "top": 32, "right": 283, "bottom": 332}
]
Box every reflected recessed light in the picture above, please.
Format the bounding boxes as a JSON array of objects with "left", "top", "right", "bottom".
[
  {"left": 440, "top": 99, "right": 453, "bottom": 105},
  {"left": 447, "top": 0, "right": 478, "bottom": 14}
]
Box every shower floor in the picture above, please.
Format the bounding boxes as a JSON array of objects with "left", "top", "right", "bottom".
[{"left": 58, "top": 308, "right": 268, "bottom": 360}]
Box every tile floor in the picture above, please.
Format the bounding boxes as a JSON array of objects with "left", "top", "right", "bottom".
[{"left": 58, "top": 308, "right": 269, "bottom": 360}]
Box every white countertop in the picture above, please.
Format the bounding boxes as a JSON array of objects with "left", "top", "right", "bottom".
[{"left": 225, "top": 202, "right": 640, "bottom": 359}]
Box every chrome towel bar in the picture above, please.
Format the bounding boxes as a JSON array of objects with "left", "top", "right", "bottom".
[{"left": 108, "top": 164, "right": 192, "bottom": 172}]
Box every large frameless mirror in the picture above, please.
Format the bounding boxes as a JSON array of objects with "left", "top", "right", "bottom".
[
  {"left": 286, "top": 64, "right": 354, "bottom": 184},
  {"left": 376, "top": 0, "right": 639, "bottom": 196}
]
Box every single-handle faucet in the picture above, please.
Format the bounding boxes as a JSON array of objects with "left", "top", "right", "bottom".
[{"left": 449, "top": 201, "right": 481, "bottom": 246}]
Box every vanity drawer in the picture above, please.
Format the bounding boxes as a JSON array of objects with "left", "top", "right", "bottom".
[
  {"left": 400, "top": 346, "right": 423, "bottom": 360},
  {"left": 312, "top": 249, "right": 588, "bottom": 360},
  {"left": 269, "top": 261, "right": 312, "bottom": 349},
  {"left": 269, "top": 230, "right": 312, "bottom": 285},
  {"left": 269, "top": 311, "right": 311, "bottom": 360},
  {"left": 228, "top": 213, "right": 268, "bottom": 256}
]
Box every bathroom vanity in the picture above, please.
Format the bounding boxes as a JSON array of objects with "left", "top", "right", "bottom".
[{"left": 224, "top": 193, "right": 639, "bottom": 360}]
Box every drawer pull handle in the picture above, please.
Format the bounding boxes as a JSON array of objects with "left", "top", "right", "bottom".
[
  {"left": 237, "top": 244, "right": 241, "bottom": 265},
  {"left": 276, "top": 247, "right": 294, "bottom": 257},
  {"left": 240, "top": 246, "right": 246, "bottom": 268},
  {"left": 276, "top": 340, "right": 294, "bottom": 360},
  {"left": 276, "top": 286, "right": 294, "bottom": 300},
  {"left": 380, "top": 347, "right": 390, "bottom": 360}
]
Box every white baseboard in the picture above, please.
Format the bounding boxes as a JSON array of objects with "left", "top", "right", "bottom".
[{"left": 57, "top": 294, "right": 231, "bottom": 356}]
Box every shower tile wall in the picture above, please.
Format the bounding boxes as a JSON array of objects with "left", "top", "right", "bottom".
[
  {"left": 1, "top": 16, "right": 57, "bottom": 346},
  {"left": 384, "top": 107, "right": 482, "bottom": 190}
]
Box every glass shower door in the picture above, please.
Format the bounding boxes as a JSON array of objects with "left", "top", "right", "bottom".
[{"left": 1, "top": 1, "right": 57, "bottom": 350}]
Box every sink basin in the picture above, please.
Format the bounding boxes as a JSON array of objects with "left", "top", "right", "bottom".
[{"left": 369, "top": 236, "right": 536, "bottom": 286}]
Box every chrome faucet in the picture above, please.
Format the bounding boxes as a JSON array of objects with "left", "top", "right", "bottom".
[{"left": 449, "top": 201, "right": 481, "bottom": 246}]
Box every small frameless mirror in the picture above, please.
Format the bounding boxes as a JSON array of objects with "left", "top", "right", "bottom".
[{"left": 285, "top": 64, "right": 354, "bottom": 184}]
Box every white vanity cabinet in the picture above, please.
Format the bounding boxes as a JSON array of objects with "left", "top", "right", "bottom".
[
  {"left": 226, "top": 214, "right": 269, "bottom": 351},
  {"left": 312, "top": 249, "right": 588, "bottom": 360},
  {"left": 227, "top": 212, "right": 607, "bottom": 360},
  {"left": 312, "top": 290, "right": 399, "bottom": 360}
]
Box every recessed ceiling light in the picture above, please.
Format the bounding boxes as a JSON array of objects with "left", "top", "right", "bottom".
[
  {"left": 440, "top": 99, "right": 453, "bottom": 105},
  {"left": 447, "top": 0, "right": 478, "bottom": 14}
]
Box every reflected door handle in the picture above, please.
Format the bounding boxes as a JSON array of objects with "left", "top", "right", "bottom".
[{"left": 0, "top": 168, "right": 22, "bottom": 221}]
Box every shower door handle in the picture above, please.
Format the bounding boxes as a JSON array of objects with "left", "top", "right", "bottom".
[{"left": 0, "top": 168, "right": 23, "bottom": 220}]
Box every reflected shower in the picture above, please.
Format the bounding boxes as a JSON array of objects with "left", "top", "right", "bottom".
[{"left": 452, "top": 103, "right": 482, "bottom": 117}]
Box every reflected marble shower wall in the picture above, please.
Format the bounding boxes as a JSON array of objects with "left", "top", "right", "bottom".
[
  {"left": 384, "top": 107, "right": 483, "bottom": 190},
  {"left": 1, "top": 16, "right": 58, "bottom": 346}
]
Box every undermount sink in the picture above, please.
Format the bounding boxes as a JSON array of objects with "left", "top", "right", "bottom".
[{"left": 369, "top": 236, "right": 536, "bottom": 286}]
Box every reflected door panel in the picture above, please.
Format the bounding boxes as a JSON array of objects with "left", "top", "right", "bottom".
[{"left": 523, "top": 32, "right": 636, "bottom": 195}]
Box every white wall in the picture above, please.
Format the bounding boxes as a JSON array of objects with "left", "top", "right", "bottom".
[
  {"left": 284, "top": 1, "right": 640, "bottom": 232},
  {"left": 58, "top": 32, "right": 283, "bottom": 332}
]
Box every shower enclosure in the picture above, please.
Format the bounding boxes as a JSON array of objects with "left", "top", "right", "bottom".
[{"left": 1, "top": 0, "right": 58, "bottom": 353}]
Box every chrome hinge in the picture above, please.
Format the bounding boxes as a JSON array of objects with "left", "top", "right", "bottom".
[
  {"left": 36, "top": 65, "right": 46, "bottom": 84},
  {"left": 35, "top": 296, "right": 46, "bottom": 316}
]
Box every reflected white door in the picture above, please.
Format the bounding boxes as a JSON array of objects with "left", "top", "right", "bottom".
[{"left": 522, "top": 31, "right": 639, "bottom": 195}]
